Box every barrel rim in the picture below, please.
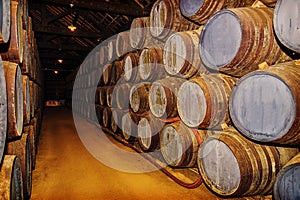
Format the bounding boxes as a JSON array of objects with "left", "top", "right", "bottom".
[
  {"left": 149, "top": 81, "right": 167, "bottom": 118},
  {"left": 179, "top": 0, "right": 204, "bottom": 17}
]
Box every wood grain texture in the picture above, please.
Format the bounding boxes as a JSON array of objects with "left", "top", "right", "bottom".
[
  {"left": 22, "top": 75, "right": 31, "bottom": 125},
  {"left": 124, "top": 51, "right": 140, "bottom": 83},
  {"left": 0, "top": 58, "right": 7, "bottom": 164},
  {"left": 129, "top": 82, "right": 151, "bottom": 114}
]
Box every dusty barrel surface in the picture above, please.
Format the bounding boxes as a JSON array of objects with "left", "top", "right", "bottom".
[
  {"left": 0, "top": 58, "right": 7, "bottom": 164},
  {"left": 137, "top": 114, "right": 164, "bottom": 152},
  {"left": 102, "top": 107, "right": 112, "bottom": 129},
  {"left": 150, "top": 0, "right": 199, "bottom": 41},
  {"left": 198, "top": 128, "right": 298, "bottom": 197},
  {"left": 113, "top": 60, "right": 124, "bottom": 84},
  {"left": 102, "top": 63, "right": 113, "bottom": 86},
  {"left": 1, "top": 0, "right": 24, "bottom": 63},
  {"left": 199, "top": 7, "right": 291, "bottom": 77},
  {"left": 24, "top": 125, "right": 36, "bottom": 169},
  {"left": 229, "top": 60, "right": 300, "bottom": 145},
  {"left": 0, "top": 0, "right": 10, "bottom": 44},
  {"left": 98, "top": 87, "right": 107, "bottom": 106},
  {"left": 22, "top": 75, "right": 30, "bottom": 125},
  {"left": 121, "top": 111, "right": 140, "bottom": 141},
  {"left": 179, "top": 0, "right": 255, "bottom": 25},
  {"left": 116, "top": 31, "right": 132, "bottom": 58},
  {"left": 29, "top": 80, "right": 35, "bottom": 118},
  {"left": 115, "top": 83, "right": 132, "bottom": 110},
  {"left": 107, "top": 38, "right": 117, "bottom": 62},
  {"left": 0, "top": 155, "right": 23, "bottom": 200},
  {"left": 106, "top": 86, "right": 116, "bottom": 108},
  {"left": 96, "top": 105, "right": 105, "bottom": 126},
  {"left": 129, "top": 82, "right": 151, "bottom": 114},
  {"left": 274, "top": 0, "right": 300, "bottom": 53},
  {"left": 3, "top": 61, "right": 24, "bottom": 139},
  {"left": 177, "top": 74, "right": 236, "bottom": 129},
  {"left": 149, "top": 77, "right": 186, "bottom": 119},
  {"left": 123, "top": 51, "right": 140, "bottom": 83},
  {"left": 163, "top": 28, "right": 207, "bottom": 78},
  {"left": 139, "top": 45, "right": 167, "bottom": 81},
  {"left": 273, "top": 153, "right": 300, "bottom": 200},
  {"left": 6, "top": 133, "right": 32, "bottom": 199},
  {"left": 160, "top": 121, "right": 204, "bottom": 167},
  {"left": 99, "top": 45, "right": 108, "bottom": 65},
  {"left": 111, "top": 108, "right": 124, "bottom": 133}
]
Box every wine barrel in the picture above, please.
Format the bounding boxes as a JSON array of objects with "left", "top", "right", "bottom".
[
  {"left": 163, "top": 28, "right": 208, "bottom": 78},
  {"left": 149, "top": 77, "right": 185, "bottom": 119},
  {"left": 0, "top": 155, "right": 23, "bottom": 199},
  {"left": 179, "top": 0, "right": 255, "bottom": 25},
  {"left": 6, "top": 133, "right": 32, "bottom": 199},
  {"left": 23, "top": 125, "right": 36, "bottom": 170},
  {"left": 3, "top": 61, "right": 24, "bottom": 139},
  {"left": 107, "top": 38, "right": 117, "bottom": 62},
  {"left": 0, "top": 0, "right": 10, "bottom": 43},
  {"left": 0, "top": 58, "right": 7, "bottom": 162},
  {"left": 98, "top": 87, "right": 107, "bottom": 106},
  {"left": 121, "top": 111, "right": 140, "bottom": 141},
  {"left": 116, "top": 31, "right": 132, "bottom": 58},
  {"left": 160, "top": 121, "right": 205, "bottom": 167},
  {"left": 274, "top": 0, "right": 300, "bottom": 53},
  {"left": 229, "top": 60, "right": 300, "bottom": 145},
  {"left": 137, "top": 114, "right": 164, "bottom": 152},
  {"left": 113, "top": 60, "right": 124, "bottom": 85},
  {"left": 106, "top": 86, "right": 116, "bottom": 108},
  {"left": 115, "top": 83, "right": 132, "bottom": 110},
  {"left": 111, "top": 108, "right": 124, "bottom": 134},
  {"left": 96, "top": 105, "right": 105, "bottom": 127},
  {"left": 177, "top": 74, "right": 236, "bottom": 129},
  {"left": 150, "top": 0, "right": 199, "bottom": 41},
  {"left": 102, "top": 106, "right": 112, "bottom": 129},
  {"left": 21, "top": 29, "right": 30, "bottom": 75},
  {"left": 129, "top": 82, "right": 151, "bottom": 114},
  {"left": 102, "top": 63, "right": 113, "bottom": 86},
  {"left": 273, "top": 153, "right": 300, "bottom": 200},
  {"left": 130, "top": 17, "right": 158, "bottom": 50},
  {"left": 99, "top": 45, "right": 108, "bottom": 65},
  {"left": 198, "top": 128, "right": 298, "bottom": 197},
  {"left": 123, "top": 52, "right": 140, "bottom": 83},
  {"left": 22, "top": 75, "right": 30, "bottom": 125},
  {"left": 1, "top": 1, "right": 24, "bottom": 63},
  {"left": 139, "top": 45, "right": 167, "bottom": 81},
  {"left": 29, "top": 80, "right": 35, "bottom": 118},
  {"left": 199, "top": 7, "right": 291, "bottom": 77}
]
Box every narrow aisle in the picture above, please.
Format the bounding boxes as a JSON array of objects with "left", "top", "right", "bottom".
[{"left": 31, "top": 107, "right": 218, "bottom": 200}]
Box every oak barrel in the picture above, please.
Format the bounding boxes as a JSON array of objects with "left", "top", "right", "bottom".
[
  {"left": 160, "top": 121, "right": 204, "bottom": 167},
  {"left": 0, "top": 57, "right": 7, "bottom": 164},
  {"left": 111, "top": 108, "right": 124, "bottom": 134},
  {"left": 22, "top": 75, "right": 30, "bottom": 125},
  {"left": 6, "top": 133, "right": 32, "bottom": 199},
  {"left": 198, "top": 128, "right": 298, "bottom": 197},
  {"left": 23, "top": 125, "right": 36, "bottom": 169},
  {"left": 99, "top": 45, "right": 108, "bottom": 65},
  {"left": 102, "top": 63, "right": 113, "bottom": 86},
  {"left": 137, "top": 114, "right": 164, "bottom": 152},
  {"left": 177, "top": 74, "right": 236, "bottom": 129},
  {"left": 274, "top": 0, "right": 300, "bottom": 53},
  {"left": 121, "top": 111, "right": 140, "bottom": 141},
  {"left": 116, "top": 31, "right": 132, "bottom": 58},
  {"left": 29, "top": 80, "right": 35, "bottom": 118},
  {"left": 115, "top": 83, "right": 132, "bottom": 110},
  {"left": 123, "top": 52, "right": 140, "bottom": 83},
  {"left": 150, "top": 0, "right": 199, "bottom": 41},
  {"left": 106, "top": 86, "right": 116, "bottom": 108},
  {"left": 273, "top": 153, "right": 300, "bottom": 200},
  {"left": 129, "top": 82, "right": 151, "bottom": 114},
  {"left": 179, "top": 0, "right": 255, "bottom": 25},
  {"left": 102, "top": 106, "right": 112, "bottom": 129},
  {"left": 3, "top": 61, "right": 24, "bottom": 139},
  {"left": 0, "top": 0, "right": 10, "bottom": 43},
  {"left": 163, "top": 28, "right": 207, "bottom": 78},
  {"left": 199, "top": 7, "right": 291, "bottom": 77},
  {"left": 0, "top": 155, "right": 23, "bottom": 200},
  {"left": 98, "top": 87, "right": 107, "bottom": 106},
  {"left": 229, "top": 60, "right": 300, "bottom": 145},
  {"left": 149, "top": 77, "right": 185, "bottom": 119},
  {"left": 107, "top": 38, "right": 117, "bottom": 62}
]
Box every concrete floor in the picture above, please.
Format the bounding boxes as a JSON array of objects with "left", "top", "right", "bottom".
[{"left": 31, "top": 107, "right": 223, "bottom": 200}]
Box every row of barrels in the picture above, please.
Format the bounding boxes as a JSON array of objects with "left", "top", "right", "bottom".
[
  {"left": 70, "top": 0, "right": 300, "bottom": 199},
  {"left": 0, "top": 0, "right": 43, "bottom": 199}
]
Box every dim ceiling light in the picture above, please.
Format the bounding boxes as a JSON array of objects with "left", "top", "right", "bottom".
[
  {"left": 54, "top": 70, "right": 59, "bottom": 74},
  {"left": 58, "top": 59, "right": 63, "bottom": 63},
  {"left": 68, "top": 24, "right": 77, "bottom": 32}
]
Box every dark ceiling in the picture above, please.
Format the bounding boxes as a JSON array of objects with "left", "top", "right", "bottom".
[{"left": 28, "top": 0, "right": 156, "bottom": 79}]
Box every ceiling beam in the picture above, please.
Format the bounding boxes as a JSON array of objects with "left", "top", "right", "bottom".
[
  {"left": 38, "top": 0, "right": 150, "bottom": 16},
  {"left": 37, "top": 42, "right": 91, "bottom": 52}
]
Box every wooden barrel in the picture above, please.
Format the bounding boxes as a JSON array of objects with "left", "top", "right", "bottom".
[
  {"left": 113, "top": 60, "right": 124, "bottom": 85},
  {"left": 177, "top": 74, "right": 236, "bottom": 129},
  {"left": 273, "top": 153, "right": 300, "bottom": 200},
  {"left": 21, "top": 29, "right": 31, "bottom": 75},
  {"left": 29, "top": 80, "right": 35, "bottom": 118},
  {"left": 123, "top": 52, "right": 140, "bottom": 83},
  {"left": 0, "top": 0, "right": 10, "bottom": 43},
  {"left": 261, "top": 0, "right": 277, "bottom": 7},
  {"left": 229, "top": 60, "right": 300, "bottom": 145},
  {"left": 160, "top": 121, "right": 205, "bottom": 167},
  {"left": 179, "top": 0, "right": 255, "bottom": 25},
  {"left": 96, "top": 105, "right": 105, "bottom": 127},
  {"left": 274, "top": 0, "right": 300, "bottom": 53},
  {"left": 22, "top": 75, "right": 30, "bottom": 125},
  {"left": 197, "top": 128, "right": 298, "bottom": 197},
  {"left": 106, "top": 86, "right": 116, "bottom": 108},
  {"left": 0, "top": 155, "right": 23, "bottom": 200},
  {"left": 99, "top": 45, "right": 108, "bottom": 65},
  {"left": 24, "top": 125, "right": 36, "bottom": 170},
  {"left": 163, "top": 28, "right": 208, "bottom": 78},
  {"left": 137, "top": 114, "right": 164, "bottom": 152},
  {"left": 199, "top": 7, "right": 291, "bottom": 77},
  {"left": 139, "top": 45, "right": 167, "bottom": 81},
  {"left": 107, "top": 38, "right": 117, "bottom": 62},
  {"left": 102, "top": 63, "right": 113, "bottom": 86},
  {"left": 111, "top": 108, "right": 124, "bottom": 134},
  {"left": 0, "top": 58, "right": 7, "bottom": 163},
  {"left": 1, "top": 1, "right": 24, "bottom": 63},
  {"left": 115, "top": 83, "right": 132, "bottom": 110},
  {"left": 6, "top": 133, "right": 32, "bottom": 199},
  {"left": 116, "top": 31, "right": 132, "bottom": 58},
  {"left": 149, "top": 77, "right": 185, "bottom": 119},
  {"left": 129, "top": 82, "right": 151, "bottom": 114},
  {"left": 102, "top": 107, "right": 112, "bottom": 129},
  {"left": 121, "top": 111, "right": 140, "bottom": 141},
  {"left": 98, "top": 87, "right": 107, "bottom": 106},
  {"left": 3, "top": 61, "right": 24, "bottom": 139},
  {"left": 149, "top": 0, "right": 199, "bottom": 41}
]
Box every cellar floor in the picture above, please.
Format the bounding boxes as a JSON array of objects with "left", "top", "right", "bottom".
[{"left": 30, "top": 106, "right": 222, "bottom": 200}]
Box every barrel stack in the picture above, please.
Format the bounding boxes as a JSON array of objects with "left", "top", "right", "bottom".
[
  {"left": 69, "top": 0, "right": 300, "bottom": 199},
  {"left": 0, "top": 0, "right": 43, "bottom": 199}
]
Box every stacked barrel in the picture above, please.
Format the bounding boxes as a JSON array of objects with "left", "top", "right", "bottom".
[
  {"left": 71, "top": 0, "right": 300, "bottom": 199},
  {"left": 0, "top": 0, "right": 43, "bottom": 199}
]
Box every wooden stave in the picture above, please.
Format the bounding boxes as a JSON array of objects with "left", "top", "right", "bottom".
[
  {"left": 116, "top": 31, "right": 132, "bottom": 58},
  {"left": 102, "top": 106, "right": 112, "bottom": 129},
  {"left": 102, "top": 63, "right": 113, "bottom": 86},
  {"left": 3, "top": 61, "right": 24, "bottom": 140},
  {"left": 123, "top": 51, "right": 141, "bottom": 83},
  {"left": 105, "top": 86, "right": 116, "bottom": 108},
  {"left": 22, "top": 75, "right": 30, "bottom": 125},
  {"left": 23, "top": 125, "right": 36, "bottom": 170}
]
